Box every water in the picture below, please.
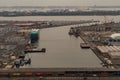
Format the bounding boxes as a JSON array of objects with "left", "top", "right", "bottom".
[{"left": 22, "top": 24, "right": 102, "bottom": 68}]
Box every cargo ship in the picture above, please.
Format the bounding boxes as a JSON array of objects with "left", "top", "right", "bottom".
[{"left": 30, "top": 29, "right": 39, "bottom": 48}]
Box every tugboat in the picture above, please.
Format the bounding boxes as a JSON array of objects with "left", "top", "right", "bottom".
[{"left": 68, "top": 27, "right": 74, "bottom": 35}]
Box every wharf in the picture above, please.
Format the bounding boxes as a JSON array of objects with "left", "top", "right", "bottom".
[
  {"left": 78, "top": 30, "right": 113, "bottom": 68},
  {"left": 70, "top": 22, "right": 120, "bottom": 69},
  {"left": 91, "top": 48, "right": 110, "bottom": 68}
]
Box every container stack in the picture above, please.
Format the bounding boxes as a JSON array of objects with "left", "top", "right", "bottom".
[{"left": 97, "top": 46, "right": 120, "bottom": 59}]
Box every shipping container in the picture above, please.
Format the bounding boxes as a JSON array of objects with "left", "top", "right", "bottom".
[
  {"left": 11, "top": 72, "right": 22, "bottom": 77},
  {"left": 98, "top": 72, "right": 110, "bottom": 77},
  {"left": 24, "top": 72, "right": 33, "bottom": 77}
]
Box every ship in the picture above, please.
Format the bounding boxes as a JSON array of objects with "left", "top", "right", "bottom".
[{"left": 80, "top": 43, "right": 90, "bottom": 49}]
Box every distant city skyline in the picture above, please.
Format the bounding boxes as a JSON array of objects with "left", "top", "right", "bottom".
[{"left": 0, "top": 0, "right": 120, "bottom": 6}]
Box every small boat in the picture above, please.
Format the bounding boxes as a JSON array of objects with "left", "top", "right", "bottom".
[
  {"left": 68, "top": 27, "right": 75, "bottom": 35},
  {"left": 80, "top": 43, "right": 90, "bottom": 49},
  {"left": 68, "top": 29, "right": 74, "bottom": 35},
  {"left": 19, "top": 54, "right": 25, "bottom": 59}
]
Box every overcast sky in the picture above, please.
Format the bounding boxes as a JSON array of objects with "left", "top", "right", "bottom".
[{"left": 0, "top": 0, "right": 120, "bottom": 6}]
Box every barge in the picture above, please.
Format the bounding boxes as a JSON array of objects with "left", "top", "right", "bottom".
[{"left": 24, "top": 48, "right": 46, "bottom": 53}]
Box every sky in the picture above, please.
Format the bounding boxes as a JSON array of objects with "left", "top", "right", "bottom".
[{"left": 0, "top": 0, "right": 120, "bottom": 6}]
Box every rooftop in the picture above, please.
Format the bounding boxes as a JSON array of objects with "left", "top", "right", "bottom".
[{"left": 111, "top": 33, "right": 120, "bottom": 39}]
